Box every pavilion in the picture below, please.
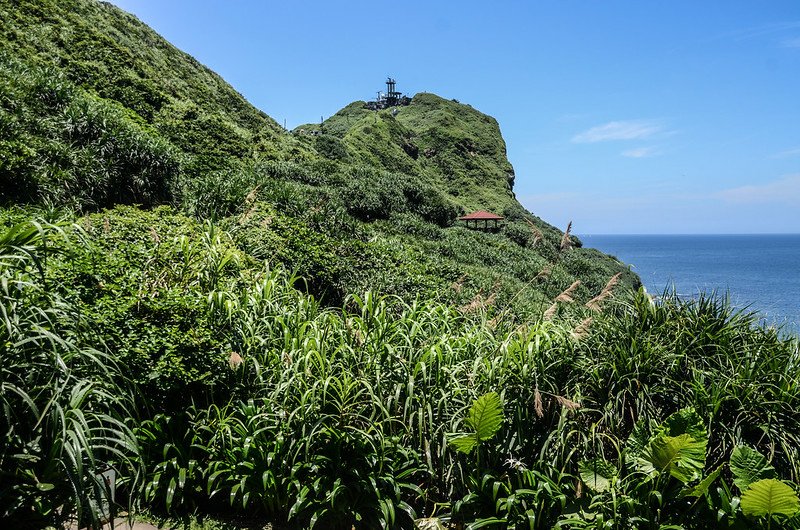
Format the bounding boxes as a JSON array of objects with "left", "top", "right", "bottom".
[{"left": 458, "top": 210, "right": 505, "bottom": 231}]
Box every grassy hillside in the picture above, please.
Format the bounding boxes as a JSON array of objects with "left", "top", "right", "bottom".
[
  {"left": 0, "top": 0, "right": 637, "bottom": 316},
  {"left": 0, "top": 0, "right": 304, "bottom": 173},
  {"left": 305, "top": 92, "right": 543, "bottom": 232}
]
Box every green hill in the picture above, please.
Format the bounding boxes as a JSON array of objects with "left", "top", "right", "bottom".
[
  {"left": 0, "top": 0, "right": 638, "bottom": 317},
  {"left": 0, "top": 0, "right": 302, "bottom": 175},
  {"left": 314, "top": 93, "right": 519, "bottom": 214}
]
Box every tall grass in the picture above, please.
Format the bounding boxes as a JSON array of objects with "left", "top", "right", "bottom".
[
  {"left": 0, "top": 219, "right": 141, "bottom": 528},
  {"left": 3, "top": 212, "right": 799, "bottom": 528}
]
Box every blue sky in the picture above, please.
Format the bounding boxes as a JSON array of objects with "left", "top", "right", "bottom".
[{"left": 111, "top": 1, "right": 800, "bottom": 234}]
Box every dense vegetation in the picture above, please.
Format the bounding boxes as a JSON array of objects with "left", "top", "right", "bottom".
[
  {"left": 0, "top": 0, "right": 638, "bottom": 311},
  {"left": 1, "top": 1, "right": 799, "bottom": 529},
  {"left": 3, "top": 212, "right": 799, "bottom": 529}
]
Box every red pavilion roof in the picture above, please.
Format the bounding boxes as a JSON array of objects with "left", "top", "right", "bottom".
[{"left": 458, "top": 210, "right": 504, "bottom": 221}]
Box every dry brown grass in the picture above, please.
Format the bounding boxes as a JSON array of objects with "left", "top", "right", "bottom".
[
  {"left": 571, "top": 317, "right": 593, "bottom": 340},
  {"left": 586, "top": 272, "right": 622, "bottom": 312},
  {"left": 555, "top": 280, "right": 581, "bottom": 303},
  {"left": 526, "top": 219, "right": 544, "bottom": 248},
  {"left": 229, "top": 351, "right": 243, "bottom": 369},
  {"left": 560, "top": 221, "right": 573, "bottom": 251},
  {"left": 534, "top": 387, "right": 544, "bottom": 418}
]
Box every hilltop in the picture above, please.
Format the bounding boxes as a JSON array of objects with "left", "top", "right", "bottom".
[{"left": 301, "top": 92, "right": 519, "bottom": 215}]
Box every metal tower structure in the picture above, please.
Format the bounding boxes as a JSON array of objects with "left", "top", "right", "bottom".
[
  {"left": 365, "top": 77, "right": 411, "bottom": 110},
  {"left": 385, "top": 77, "right": 401, "bottom": 106}
]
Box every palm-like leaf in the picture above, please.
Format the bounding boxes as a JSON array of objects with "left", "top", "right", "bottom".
[
  {"left": 637, "top": 407, "right": 707, "bottom": 484},
  {"left": 640, "top": 434, "right": 706, "bottom": 483}
]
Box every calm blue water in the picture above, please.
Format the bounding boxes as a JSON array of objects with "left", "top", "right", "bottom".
[{"left": 583, "top": 235, "right": 800, "bottom": 337}]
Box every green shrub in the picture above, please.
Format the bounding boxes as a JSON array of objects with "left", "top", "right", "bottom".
[
  {"left": 0, "top": 58, "right": 180, "bottom": 209},
  {"left": 315, "top": 133, "right": 349, "bottom": 161},
  {"left": 0, "top": 219, "right": 141, "bottom": 528},
  {"left": 502, "top": 221, "right": 532, "bottom": 247},
  {"left": 3, "top": 208, "right": 800, "bottom": 529},
  {"left": 340, "top": 167, "right": 405, "bottom": 221}
]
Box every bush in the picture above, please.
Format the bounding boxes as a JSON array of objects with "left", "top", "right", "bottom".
[
  {"left": 0, "top": 58, "right": 180, "bottom": 209},
  {"left": 0, "top": 219, "right": 141, "bottom": 527},
  {"left": 340, "top": 167, "right": 405, "bottom": 221},
  {"left": 339, "top": 166, "right": 461, "bottom": 226},
  {"left": 502, "top": 221, "right": 532, "bottom": 247},
  {"left": 315, "top": 133, "right": 349, "bottom": 161}
]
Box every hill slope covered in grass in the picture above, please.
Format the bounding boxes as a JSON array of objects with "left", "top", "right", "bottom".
[
  {"left": 0, "top": 0, "right": 637, "bottom": 315},
  {"left": 3, "top": 1, "right": 800, "bottom": 529}
]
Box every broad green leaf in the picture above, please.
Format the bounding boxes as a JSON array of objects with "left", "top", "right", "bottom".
[
  {"left": 466, "top": 392, "right": 504, "bottom": 443},
  {"left": 579, "top": 458, "right": 617, "bottom": 492},
  {"left": 680, "top": 465, "right": 722, "bottom": 498},
  {"left": 448, "top": 393, "right": 504, "bottom": 454},
  {"left": 659, "top": 408, "right": 707, "bottom": 444},
  {"left": 730, "top": 445, "right": 776, "bottom": 492},
  {"left": 449, "top": 433, "right": 478, "bottom": 454},
  {"left": 740, "top": 479, "right": 800, "bottom": 518},
  {"left": 637, "top": 408, "right": 708, "bottom": 483},
  {"left": 639, "top": 433, "right": 706, "bottom": 483}
]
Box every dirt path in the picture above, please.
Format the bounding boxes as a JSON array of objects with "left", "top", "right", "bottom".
[{"left": 107, "top": 522, "right": 160, "bottom": 530}]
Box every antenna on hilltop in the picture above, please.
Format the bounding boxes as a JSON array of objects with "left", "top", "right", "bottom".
[{"left": 364, "top": 76, "right": 411, "bottom": 111}]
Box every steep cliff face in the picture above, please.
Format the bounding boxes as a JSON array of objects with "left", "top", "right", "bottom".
[
  {"left": 1, "top": 0, "right": 638, "bottom": 311},
  {"left": 395, "top": 94, "right": 517, "bottom": 207}
]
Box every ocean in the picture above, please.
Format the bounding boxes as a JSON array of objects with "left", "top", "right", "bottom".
[{"left": 583, "top": 234, "right": 800, "bottom": 337}]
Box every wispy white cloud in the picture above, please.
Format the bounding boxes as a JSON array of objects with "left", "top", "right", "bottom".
[
  {"left": 719, "top": 21, "right": 800, "bottom": 41},
  {"left": 572, "top": 120, "right": 662, "bottom": 143},
  {"left": 715, "top": 174, "right": 800, "bottom": 204},
  {"left": 622, "top": 146, "right": 660, "bottom": 158},
  {"left": 783, "top": 37, "right": 800, "bottom": 48},
  {"left": 771, "top": 146, "right": 800, "bottom": 159}
]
